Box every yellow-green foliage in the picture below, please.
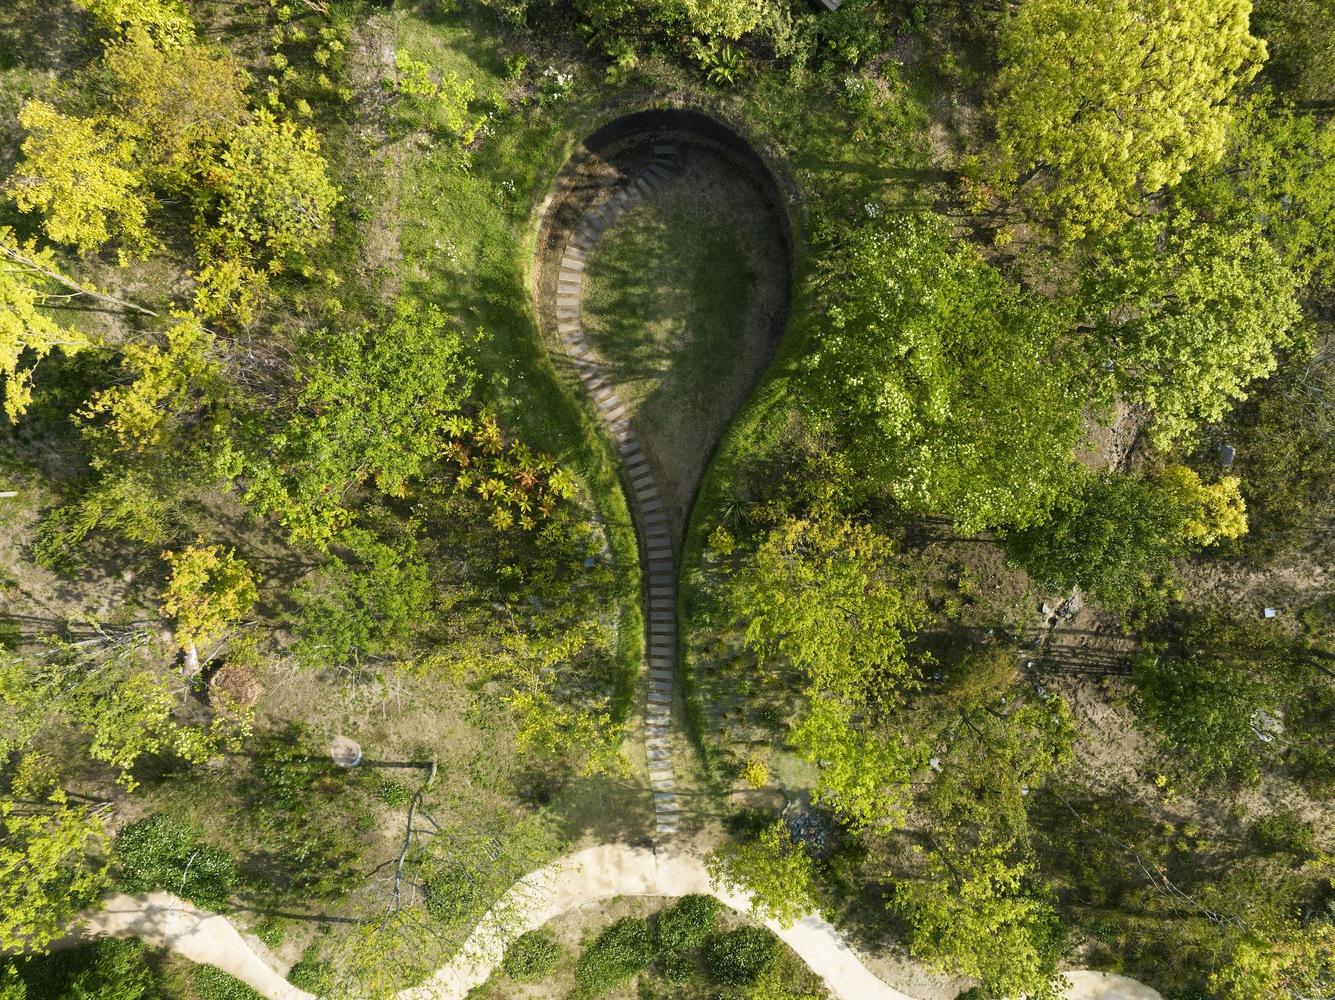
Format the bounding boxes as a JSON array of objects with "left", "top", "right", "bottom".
[
  {"left": 161, "top": 540, "right": 259, "bottom": 650},
  {"left": 102, "top": 27, "right": 251, "bottom": 180},
  {"left": 8, "top": 101, "right": 153, "bottom": 255},
  {"left": 72, "top": 0, "right": 195, "bottom": 46},
  {"left": 80, "top": 315, "right": 225, "bottom": 456},
  {"left": 0, "top": 230, "right": 91, "bottom": 420},
  {"left": 1159, "top": 466, "right": 1248, "bottom": 546},
  {"left": 0, "top": 792, "right": 108, "bottom": 952},
  {"left": 990, "top": 0, "right": 1266, "bottom": 236}
]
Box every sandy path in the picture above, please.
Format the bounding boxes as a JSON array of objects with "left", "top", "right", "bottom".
[{"left": 62, "top": 843, "right": 1162, "bottom": 1000}]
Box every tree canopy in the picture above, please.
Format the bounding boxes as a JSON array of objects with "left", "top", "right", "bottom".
[
  {"left": 990, "top": 0, "right": 1266, "bottom": 236},
  {"left": 810, "top": 213, "right": 1088, "bottom": 532}
]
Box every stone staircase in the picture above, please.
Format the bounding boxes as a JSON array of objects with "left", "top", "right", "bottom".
[{"left": 555, "top": 144, "right": 682, "bottom": 835}]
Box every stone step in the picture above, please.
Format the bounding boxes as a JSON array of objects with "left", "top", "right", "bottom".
[
  {"left": 650, "top": 669, "right": 674, "bottom": 681},
  {"left": 564, "top": 244, "right": 588, "bottom": 261},
  {"left": 650, "top": 684, "right": 674, "bottom": 698},
  {"left": 657, "top": 824, "right": 679, "bottom": 835},
  {"left": 644, "top": 171, "right": 666, "bottom": 191},
  {"left": 647, "top": 747, "right": 671, "bottom": 760},
  {"left": 556, "top": 308, "right": 580, "bottom": 321},
  {"left": 605, "top": 199, "right": 625, "bottom": 218},
  {"left": 646, "top": 726, "right": 668, "bottom": 738},
  {"left": 576, "top": 223, "right": 599, "bottom": 241},
  {"left": 636, "top": 177, "right": 655, "bottom": 198},
  {"left": 654, "top": 144, "right": 678, "bottom": 154},
  {"left": 558, "top": 321, "right": 581, "bottom": 334},
  {"left": 651, "top": 778, "right": 676, "bottom": 792},
  {"left": 651, "top": 156, "right": 675, "bottom": 168},
  {"left": 654, "top": 791, "right": 678, "bottom": 805},
  {"left": 647, "top": 163, "right": 673, "bottom": 181},
  {"left": 560, "top": 255, "right": 586, "bottom": 270},
  {"left": 627, "top": 184, "right": 645, "bottom": 205},
  {"left": 648, "top": 690, "right": 672, "bottom": 704},
  {"left": 646, "top": 736, "right": 670, "bottom": 748},
  {"left": 585, "top": 211, "right": 608, "bottom": 232}
]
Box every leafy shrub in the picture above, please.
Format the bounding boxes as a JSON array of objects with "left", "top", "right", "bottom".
[
  {"left": 704, "top": 926, "right": 777, "bottom": 986},
  {"left": 114, "top": 814, "right": 237, "bottom": 908},
  {"left": 574, "top": 917, "right": 656, "bottom": 996},
  {"left": 193, "top": 964, "right": 266, "bottom": 1000},
  {"left": 656, "top": 894, "right": 719, "bottom": 954},
  {"left": 287, "top": 958, "right": 334, "bottom": 992},
  {"left": 502, "top": 930, "right": 560, "bottom": 981},
  {"left": 13, "top": 938, "right": 153, "bottom": 1000}
]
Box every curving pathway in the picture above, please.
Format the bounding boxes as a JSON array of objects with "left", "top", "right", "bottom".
[
  {"left": 65, "top": 845, "right": 1163, "bottom": 1000},
  {"left": 555, "top": 143, "right": 684, "bottom": 836}
]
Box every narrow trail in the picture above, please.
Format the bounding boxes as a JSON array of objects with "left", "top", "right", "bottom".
[
  {"left": 556, "top": 143, "right": 685, "bottom": 836},
  {"left": 66, "top": 846, "right": 1163, "bottom": 1000}
]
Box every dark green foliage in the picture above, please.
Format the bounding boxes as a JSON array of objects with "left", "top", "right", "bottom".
[
  {"left": 114, "top": 815, "right": 237, "bottom": 909},
  {"left": 501, "top": 930, "right": 560, "bottom": 981},
  {"left": 1005, "top": 471, "right": 1184, "bottom": 610},
  {"left": 703, "top": 926, "right": 777, "bottom": 986},
  {"left": 1248, "top": 811, "right": 1317, "bottom": 859},
  {"left": 655, "top": 894, "right": 719, "bottom": 954},
  {"left": 293, "top": 526, "right": 434, "bottom": 670},
  {"left": 1132, "top": 654, "right": 1273, "bottom": 782},
  {"left": 12, "top": 939, "right": 153, "bottom": 1000},
  {"left": 191, "top": 964, "right": 265, "bottom": 1000},
  {"left": 286, "top": 958, "right": 334, "bottom": 993},
  {"left": 574, "top": 917, "right": 656, "bottom": 997}
]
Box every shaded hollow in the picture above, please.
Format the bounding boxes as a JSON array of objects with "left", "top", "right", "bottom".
[{"left": 536, "top": 111, "right": 793, "bottom": 543}]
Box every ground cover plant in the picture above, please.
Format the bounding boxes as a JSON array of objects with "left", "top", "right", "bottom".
[{"left": 2, "top": 0, "right": 1335, "bottom": 999}]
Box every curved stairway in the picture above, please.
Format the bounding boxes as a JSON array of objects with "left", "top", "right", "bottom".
[{"left": 554, "top": 144, "right": 683, "bottom": 836}]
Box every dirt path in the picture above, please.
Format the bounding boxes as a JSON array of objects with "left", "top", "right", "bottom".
[{"left": 63, "top": 844, "right": 1163, "bottom": 1000}]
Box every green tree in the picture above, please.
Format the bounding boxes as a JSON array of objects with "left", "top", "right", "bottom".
[
  {"left": 811, "top": 214, "right": 1088, "bottom": 532},
  {"left": 206, "top": 108, "right": 338, "bottom": 261},
  {"left": 1079, "top": 214, "right": 1302, "bottom": 446},
  {"left": 1184, "top": 96, "right": 1335, "bottom": 288},
  {"left": 890, "top": 843, "right": 1066, "bottom": 1000},
  {"left": 230, "top": 303, "right": 474, "bottom": 544},
  {"left": 989, "top": 0, "right": 1265, "bottom": 236},
  {"left": 1212, "top": 919, "right": 1335, "bottom": 1000},
  {"left": 705, "top": 820, "right": 820, "bottom": 928},
  {"left": 682, "top": 0, "right": 766, "bottom": 39},
  {"left": 7, "top": 101, "right": 153, "bottom": 256},
  {"left": 574, "top": 917, "right": 656, "bottom": 997},
  {"left": 1006, "top": 467, "right": 1246, "bottom": 610},
  {"left": 1253, "top": 0, "right": 1335, "bottom": 101},
  {"left": 161, "top": 540, "right": 258, "bottom": 651},
  {"left": 101, "top": 27, "right": 250, "bottom": 182},
  {"left": 292, "top": 527, "right": 432, "bottom": 669},
  {"left": 0, "top": 792, "right": 108, "bottom": 953},
  {"left": 730, "top": 512, "right": 928, "bottom": 827},
  {"left": 921, "top": 648, "right": 1077, "bottom": 845},
  {"left": 1132, "top": 652, "right": 1277, "bottom": 781}
]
